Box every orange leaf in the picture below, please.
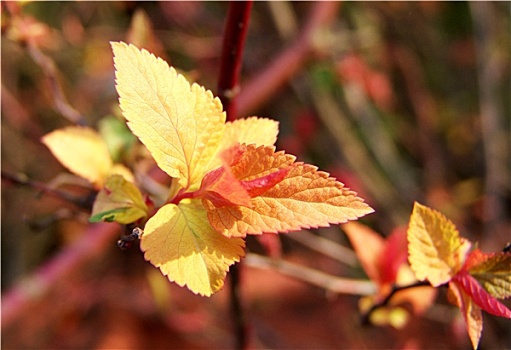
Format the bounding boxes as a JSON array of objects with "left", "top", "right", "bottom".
[
  {"left": 407, "top": 202, "right": 472, "bottom": 287},
  {"left": 205, "top": 146, "right": 374, "bottom": 237}
]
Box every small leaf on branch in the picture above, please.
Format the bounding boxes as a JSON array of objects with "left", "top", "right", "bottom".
[
  {"left": 90, "top": 174, "right": 148, "bottom": 224},
  {"left": 407, "top": 202, "right": 472, "bottom": 287}
]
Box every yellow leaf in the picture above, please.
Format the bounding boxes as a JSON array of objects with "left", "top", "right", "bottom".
[
  {"left": 112, "top": 42, "right": 225, "bottom": 190},
  {"left": 407, "top": 202, "right": 472, "bottom": 287},
  {"left": 206, "top": 117, "right": 279, "bottom": 172},
  {"left": 449, "top": 281, "right": 483, "bottom": 350},
  {"left": 42, "top": 126, "right": 113, "bottom": 187},
  {"left": 140, "top": 199, "right": 245, "bottom": 296},
  {"left": 90, "top": 174, "right": 148, "bottom": 224},
  {"left": 206, "top": 147, "right": 374, "bottom": 236}
]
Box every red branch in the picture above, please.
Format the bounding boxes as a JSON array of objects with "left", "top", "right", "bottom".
[
  {"left": 217, "top": 2, "right": 253, "bottom": 349},
  {"left": 236, "top": 1, "right": 341, "bottom": 118},
  {"left": 217, "top": 1, "right": 253, "bottom": 122}
]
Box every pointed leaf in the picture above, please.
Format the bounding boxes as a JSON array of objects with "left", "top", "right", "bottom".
[
  {"left": 112, "top": 42, "right": 225, "bottom": 189},
  {"left": 407, "top": 202, "right": 472, "bottom": 287},
  {"left": 205, "top": 146, "right": 374, "bottom": 237},
  {"left": 452, "top": 271, "right": 511, "bottom": 318},
  {"left": 449, "top": 281, "right": 483, "bottom": 350},
  {"left": 465, "top": 249, "right": 511, "bottom": 299},
  {"left": 140, "top": 200, "right": 245, "bottom": 296},
  {"left": 90, "top": 174, "right": 148, "bottom": 224},
  {"left": 42, "top": 126, "right": 113, "bottom": 187}
]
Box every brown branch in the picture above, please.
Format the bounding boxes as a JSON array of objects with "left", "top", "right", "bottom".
[
  {"left": 236, "top": 2, "right": 341, "bottom": 118},
  {"left": 1, "top": 223, "right": 120, "bottom": 328}
]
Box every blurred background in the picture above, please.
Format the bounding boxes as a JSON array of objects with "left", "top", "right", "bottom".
[{"left": 2, "top": 2, "right": 510, "bottom": 349}]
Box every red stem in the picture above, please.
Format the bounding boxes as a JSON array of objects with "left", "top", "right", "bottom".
[
  {"left": 217, "top": 2, "right": 253, "bottom": 349},
  {"left": 217, "top": 1, "right": 253, "bottom": 122},
  {"left": 236, "top": 1, "right": 341, "bottom": 117}
]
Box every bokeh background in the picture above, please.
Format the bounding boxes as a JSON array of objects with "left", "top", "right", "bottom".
[{"left": 2, "top": 2, "right": 510, "bottom": 349}]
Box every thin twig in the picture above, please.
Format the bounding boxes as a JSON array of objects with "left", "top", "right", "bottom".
[
  {"left": 217, "top": 2, "right": 253, "bottom": 349},
  {"left": 244, "top": 253, "right": 376, "bottom": 296}
]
